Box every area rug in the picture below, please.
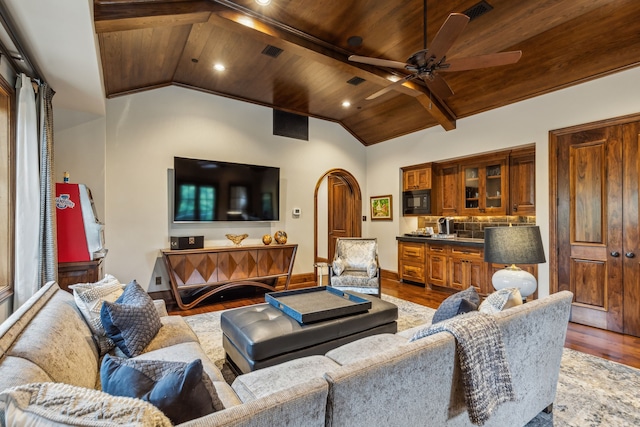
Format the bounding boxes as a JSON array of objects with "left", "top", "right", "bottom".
[{"left": 183, "top": 294, "right": 640, "bottom": 426}]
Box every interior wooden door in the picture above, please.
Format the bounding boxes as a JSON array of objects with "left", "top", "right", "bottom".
[
  {"left": 622, "top": 122, "right": 640, "bottom": 336},
  {"left": 556, "top": 125, "right": 625, "bottom": 333},
  {"left": 327, "top": 175, "right": 357, "bottom": 262}
]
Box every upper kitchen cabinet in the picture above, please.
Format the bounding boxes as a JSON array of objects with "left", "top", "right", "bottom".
[
  {"left": 509, "top": 147, "right": 536, "bottom": 215},
  {"left": 434, "top": 162, "right": 459, "bottom": 216},
  {"left": 460, "top": 155, "right": 508, "bottom": 215},
  {"left": 402, "top": 165, "right": 432, "bottom": 191}
]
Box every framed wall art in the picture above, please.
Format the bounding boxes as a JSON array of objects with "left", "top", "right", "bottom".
[{"left": 370, "top": 195, "right": 392, "bottom": 220}]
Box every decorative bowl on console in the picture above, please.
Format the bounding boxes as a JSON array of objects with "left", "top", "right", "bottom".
[
  {"left": 274, "top": 230, "right": 287, "bottom": 244},
  {"left": 226, "top": 233, "right": 248, "bottom": 246},
  {"left": 262, "top": 234, "right": 273, "bottom": 245}
]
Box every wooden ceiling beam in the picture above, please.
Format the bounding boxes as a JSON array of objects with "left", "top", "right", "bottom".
[
  {"left": 209, "top": 6, "right": 458, "bottom": 130},
  {"left": 94, "top": 0, "right": 222, "bottom": 33}
]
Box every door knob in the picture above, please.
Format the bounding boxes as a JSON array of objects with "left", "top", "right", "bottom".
[
  {"left": 610, "top": 251, "right": 620, "bottom": 257},
  {"left": 625, "top": 252, "right": 635, "bottom": 258}
]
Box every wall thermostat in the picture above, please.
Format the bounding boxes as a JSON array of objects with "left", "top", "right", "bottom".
[{"left": 292, "top": 207, "right": 301, "bottom": 217}]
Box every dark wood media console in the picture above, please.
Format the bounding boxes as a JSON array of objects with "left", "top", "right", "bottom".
[{"left": 161, "top": 244, "right": 298, "bottom": 310}]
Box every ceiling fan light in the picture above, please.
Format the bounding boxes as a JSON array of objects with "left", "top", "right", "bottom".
[{"left": 255, "top": 0, "right": 271, "bottom": 5}]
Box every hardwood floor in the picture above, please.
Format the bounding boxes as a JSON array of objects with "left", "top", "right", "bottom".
[{"left": 167, "top": 277, "right": 640, "bottom": 370}]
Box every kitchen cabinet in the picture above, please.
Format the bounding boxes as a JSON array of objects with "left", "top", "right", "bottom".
[
  {"left": 510, "top": 147, "right": 536, "bottom": 215},
  {"left": 410, "top": 146, "right": 534, "bottom": 217},
  {"left": 449, "top": 246, "right": 484, "bottom": 293},
  {"left": 434, "top": 163, "right": 459, "bottom": 215},
  {"left": 460, "top": 156, "right": 508, "bottom": 215},
  {"left": 402, "top": 166, "right": 432, "bottom": 191},
  {"left": 398, "top": 241, "right": 426, "bottom": 283},
  {"left": 427, "top": 244, "right": 448, "bottom": 287}
]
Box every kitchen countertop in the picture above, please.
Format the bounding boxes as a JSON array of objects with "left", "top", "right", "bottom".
[{"left": 396, "top": 235, "right": 484, "bottom": 247}]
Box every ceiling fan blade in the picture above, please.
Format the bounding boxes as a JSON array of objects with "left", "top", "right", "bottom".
[
  {"left": 423, "top": 73, "right": 454, "bottom": 99},
  {"left": 366, "top": 75, "right": 415, "bottom": 100},
  {"left": 442, "top": 51, "right": 522, "bottom": 72},
  {"left": 428, "top": 13, "right": 470, "bottom": 62},
  {"left": 348, "top": 55, "right": 409, "bottom": 69}
]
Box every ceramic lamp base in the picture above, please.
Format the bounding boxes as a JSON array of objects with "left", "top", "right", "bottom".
[{"left": 491, "top": 265, "right": 537, "bottom": 298}]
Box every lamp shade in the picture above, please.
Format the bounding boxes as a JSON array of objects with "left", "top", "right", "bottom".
[{"left": 484, "top": 226, "right": 546, "bottom": 265}]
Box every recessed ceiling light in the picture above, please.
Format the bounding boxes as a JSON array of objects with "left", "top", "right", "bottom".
[
  {"left": 342, "top": 101, "right": 351, "bottom": 108},
  {"left": 255, "top": 0, "right": 271, "bottom": 5},
  {"left": 387, "top": 75, "right": 401, "bottom": 82},
  {"left": 237, "top": 16, "right": 255, "bottom": 28},
  {"left": 213, "top": 63, "right": 226, "bottom": 71}
]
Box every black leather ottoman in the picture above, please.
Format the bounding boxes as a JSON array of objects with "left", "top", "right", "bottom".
[{"left": 221, "top": 293, "right": 398, "bottom": 374}]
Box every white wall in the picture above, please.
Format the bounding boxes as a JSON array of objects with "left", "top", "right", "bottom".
[
  {"left": 52, "top": 67, "right": 640, "bottom": 297},
  {"left": 54, "top": 116, "right": 107, "bottom": 220},
  {"left": 100, "top": 86, "right": 366, "bottom": 290},
  {"left": 366, "top": 66, "right": 640, "bottom": 297}
]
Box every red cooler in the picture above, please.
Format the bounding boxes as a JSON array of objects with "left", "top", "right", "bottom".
[{"left": 55, "top": 183, "right": 107, "bottom": 263}]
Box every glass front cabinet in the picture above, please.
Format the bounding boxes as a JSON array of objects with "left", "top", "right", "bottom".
[{"left": 460, "top": 157, "right": 508, "bottom": 215}]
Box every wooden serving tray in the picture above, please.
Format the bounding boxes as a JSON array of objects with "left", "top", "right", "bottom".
[{"left": 265, "top": 286, "right": 372, "bottom": 324}]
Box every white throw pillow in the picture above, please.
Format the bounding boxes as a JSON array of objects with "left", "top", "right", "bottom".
[
  {"left": 0, "top": 382, "right": 171, "bottom": 427},
  {"left": 479, "top": 288, "right": 523, "bottom": 314},
  {"left": 69, "top": 274, "right": 123, "bottom": 354}
]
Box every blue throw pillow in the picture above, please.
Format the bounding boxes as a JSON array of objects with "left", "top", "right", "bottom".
[
  {"left": 100, "top": 280, "right": 162, "bottom": 357},
  {"left": 432, "top": 286, "right": 480, "bottom": 324},
  {"left": 101, "top": 355, "right": 216, "bottom": 424}
]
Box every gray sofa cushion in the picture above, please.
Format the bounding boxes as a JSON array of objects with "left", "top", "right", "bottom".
[
  {"left": 325, "top": 333, "right": 407, "bottom": 365},
  {"left": 6, "top": 290, "right": 99, "bottom": 390},
  {"left": 232, "top": 355, "right": 340, "bottom": 403}
]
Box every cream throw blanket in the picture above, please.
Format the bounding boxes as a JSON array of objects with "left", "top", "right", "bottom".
[{"left": 411, "top": 311, "right": 515, "bottom": 425}]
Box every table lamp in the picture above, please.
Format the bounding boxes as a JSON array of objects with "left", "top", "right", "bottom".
[{"left": 484, "top": 225, "right": 546, "bottom": 299}]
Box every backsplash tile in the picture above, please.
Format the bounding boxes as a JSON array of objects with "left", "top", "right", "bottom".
[{"left": 417, "top": 215, "right": 536, "bottom": 239}]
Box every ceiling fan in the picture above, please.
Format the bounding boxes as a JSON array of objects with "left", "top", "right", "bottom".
[{"left": 348, "top": 5, "right": 522, "bottom": 100}]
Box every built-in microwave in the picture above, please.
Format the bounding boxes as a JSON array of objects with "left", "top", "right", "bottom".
[{"left": 403, "top": 189, "right": 431, "bottom": 215}]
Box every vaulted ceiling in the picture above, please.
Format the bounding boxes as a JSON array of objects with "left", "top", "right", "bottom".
[{"left": 94, "top": 0, "right": 640, "bottom": 145}]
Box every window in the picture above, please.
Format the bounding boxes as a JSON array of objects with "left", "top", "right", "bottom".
[
  {"left": 175, "top": 184, "right": 216, "bottom": 221},
  {"left": 0, "top": 74, "right": 14, "bottom": 302}
]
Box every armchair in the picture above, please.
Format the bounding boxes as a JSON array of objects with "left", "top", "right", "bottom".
[{"left": 328, "top": 238, "right": 381, "bottom": 297}]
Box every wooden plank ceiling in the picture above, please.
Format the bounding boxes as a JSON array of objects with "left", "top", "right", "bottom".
[{"left": 94, "top": 0, "right": 640, "bottom": 145}]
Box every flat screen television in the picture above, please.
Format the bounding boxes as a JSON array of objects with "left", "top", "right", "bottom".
[{"left": 173, "top": 157, "right": 280, "bottom": 222}]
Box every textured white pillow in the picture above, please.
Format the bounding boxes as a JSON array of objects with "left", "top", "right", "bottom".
[
  {"left": 0, "top": 382, "right": 171, "bottom": 427},
  {"left": 367, "top": 260, "right": 378, "bottom": 278},
  {"left": 479, "top": 288, "right": 523, "bottom": 314},
  {"left": 69, "top": 274, "right": 123, "bottom": 354},
  {"left": 332, "top": 257, "right": 346, "bottom": 275}
]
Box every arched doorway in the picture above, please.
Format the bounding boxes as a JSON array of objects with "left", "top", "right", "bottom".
[{"left": 314, "top": 169, "right": 362, "bottom": 279}]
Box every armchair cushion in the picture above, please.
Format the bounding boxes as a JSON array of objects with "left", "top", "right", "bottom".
[
  {"left": 366, "top": 260, "right": 378, "bottom": 278},
  {"left": 332, "top": 257, "right": 346, "bottom": 276},
  {"left": 336, "top": 239, "right": 377, "bottom": 270}
]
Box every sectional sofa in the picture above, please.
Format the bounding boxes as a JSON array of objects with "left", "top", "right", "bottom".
[{"left": 0, "top": 281, "right": 573, "bottom": 426}]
